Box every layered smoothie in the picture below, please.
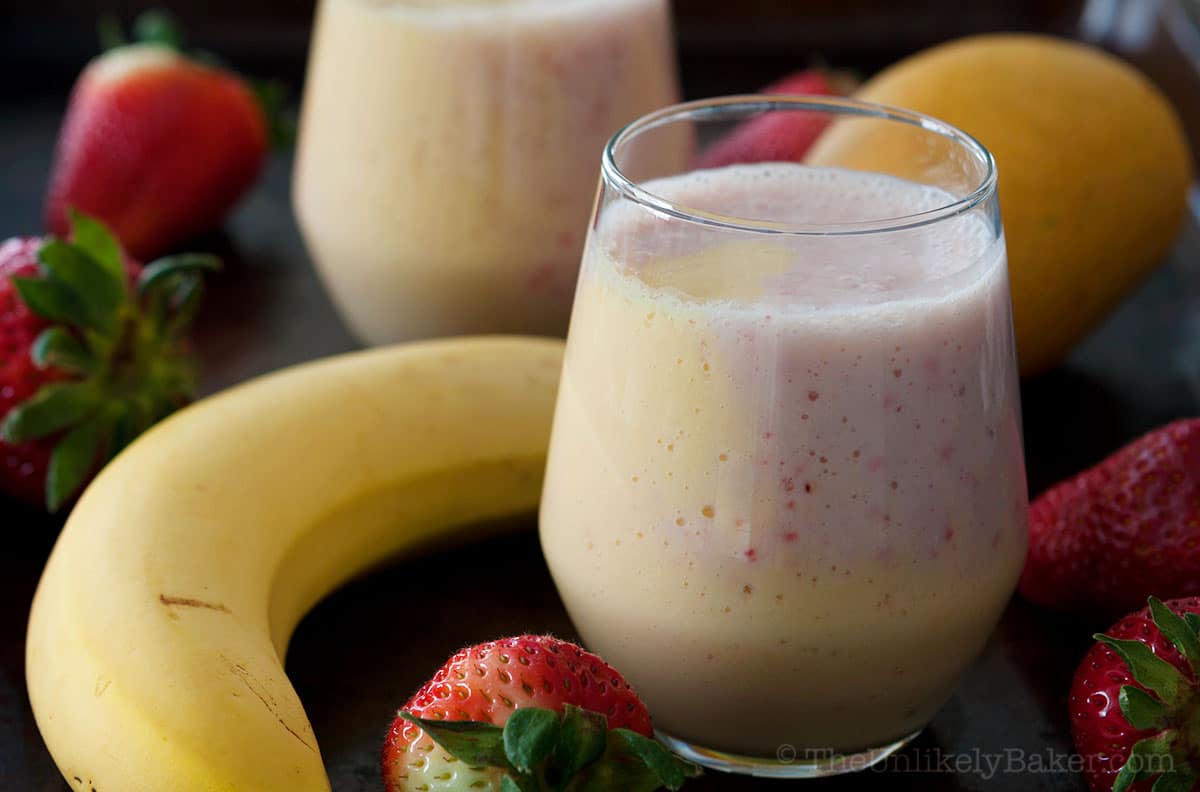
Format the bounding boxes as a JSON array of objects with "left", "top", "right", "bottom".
[
  {"left": 539, "top": 163, "right": 1028, "bottom": 756},
  {"left": 293, "top": 0, "right": 683, "bottom": 344}
]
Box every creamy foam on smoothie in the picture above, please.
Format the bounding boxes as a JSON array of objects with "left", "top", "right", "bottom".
[
  {"left": 602, "top": 162, "right": 998, "bottom": 307},
  {"left": 541, "top": 163, "right": 1027, "bottom": 755}
]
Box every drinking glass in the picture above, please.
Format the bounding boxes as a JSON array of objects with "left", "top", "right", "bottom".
[
  {"left": 539, "top": 96, "right": 1028, "bottom": 777},
  {"left": 293, "top": 0, "right": 683, "bottom": 345}
]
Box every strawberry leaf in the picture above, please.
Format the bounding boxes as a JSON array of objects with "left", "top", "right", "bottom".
[
  {"left": 550, "top": 704, "right": 608, "bottom": 788},
  {"left": 37, "top": 239, "right": 124, "bottom": 335},
  {"left": 11, "top": 276, "right": 90, "bottom": 327},
  {"left": 400, "top": 710, "right": 698, "bottom": 792},
  {"left": 108, "top": 402, "right": 150, "bottom": 463},
  {"left": 31, "top": 327, "right": 95, "bottom": 374},
  {"left": 615, "top": 730, "right": 702, "bottom": 790},
  {"left": 1119, "top": 685, "right": 1167, "bottom": 730},
  {"left": 1187, "top": 613, "right": 1200, "bottom": 636},
  {"left": 46, "top": 416, "right": 102, "bottom": 512},
  {"left": 1149, "top": 597, "right": 1200, "bottom": 676},
  {"left": 503, "top": 708, "right": 560, "bottom": 774},
  {"left": 1114, "top": 731, "right": 1177, "bottom": 792},
  {"left": 138, "top": 254, "right": 221, "bottom": 298},
  {"left": 133, "top": 9, "right": 184, "bottom": 50},
  {"left": 1096, "top": 634, "right": 1188, "bottom": 707},
  {"left": 67, "top": 210, "right": 125, "bottom": 285},
  {"left": 400, "top": 713, "right": 511, "bottom": 770},
  {"left": 159, "top": 272, "right": 205, "bottom": 340},
  {"left": 252, "top": 79, "right": 297, "bottom": 149},
  {"left": 1, "top": 382, "right": 98, "bottom": 443},
  {"left": 573, "top": 731, "right": 700, "bottom": 792},
  {"left": 500, "top": 775, "right": 542, "bottom": 792},
  {"left": 1152, "top": 768, "right": 1198, "bottom": 792},
  {"left": 140, "top": 256, "right": 220, "bottom": 340}
]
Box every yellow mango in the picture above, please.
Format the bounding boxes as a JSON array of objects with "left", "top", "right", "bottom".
[{"left": 808, "top": 34, "right": 1192, "bottom": 375}]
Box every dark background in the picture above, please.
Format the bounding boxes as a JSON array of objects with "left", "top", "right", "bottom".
[
  {"left": 3, "top": 1, "right": 1087, "bottom": 94},
  {"left": 4, "top": 0, "right": 1197, "bottom": 151},
  {"left": 2, "top": 1, "right": 1200, "bottom": 791}
]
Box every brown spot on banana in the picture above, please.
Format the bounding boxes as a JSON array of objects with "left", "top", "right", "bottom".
[
  {"left": 158, "top": 594, "right": 231, "bottom": 613},
  {"left": 221, "top": 655, "right": 317, "bottom": 754}
]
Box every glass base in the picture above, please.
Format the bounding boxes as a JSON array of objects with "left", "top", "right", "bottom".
[{"left": 655, "top": 728, "right": 922, "bottom": 779}]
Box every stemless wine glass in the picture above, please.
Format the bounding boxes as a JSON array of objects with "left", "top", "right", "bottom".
[
  {"left": 539, "top": 96, "right": 1029, "bottom": 778},
  {"left": 293, "top": 0, "right": 683, "bottom": 345}
]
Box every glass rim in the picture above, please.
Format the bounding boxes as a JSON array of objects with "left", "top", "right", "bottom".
[{"left": 600, "top": 95, "right": 999, "bottom": 237}]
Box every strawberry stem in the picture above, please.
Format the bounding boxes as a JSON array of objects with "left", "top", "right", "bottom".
[
  {"left": 97, "top": 9, "right": 184, "bottom": 53},
  {"left": 31, "top": 327, "right": 95, "bottom": 374},
  {"left": 504, "top": 708, "right": 559, "bottom": 774}
]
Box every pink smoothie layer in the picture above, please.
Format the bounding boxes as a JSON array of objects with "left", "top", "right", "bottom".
[{"left": 540, "top": 163, "right": 1028, "bottom": 755}]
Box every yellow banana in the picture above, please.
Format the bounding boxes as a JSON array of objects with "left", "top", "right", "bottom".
[{"left": 26, "top": 336, "right": 564, "bottom": 792}]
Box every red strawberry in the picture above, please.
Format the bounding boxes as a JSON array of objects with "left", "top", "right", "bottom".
[
  {"left": 1070, "top": 596, "right": 1200, "bottom": 792},
  {"left": 0, "top": 211, "right": 217, "bottom": 511},
  {"left": 696, "top": 69, "right": 856, "bottom": 168},
  {"left": 1019, "top": 419, "right": 1200, "bottom": 616},
  {"left": 44, "top": 13, "right": 271, "bottom": 260},
  {"left": 1, "top": 238, "right": 68, "bottom": 505},
  {"left": 382, "top": 635, "right": 699, "bottom": 792}
]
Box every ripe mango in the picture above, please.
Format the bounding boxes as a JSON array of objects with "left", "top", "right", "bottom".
[{"left": 810, "top": 34, "right": 1192, "bottom": 375}]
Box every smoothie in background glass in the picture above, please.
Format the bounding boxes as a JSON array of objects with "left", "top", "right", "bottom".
[
  {"left": 293, "top": 0, "right": 683, "bottom": 344},
  {"left": 539, "top": 98, "right": 1028, "bottom": 777}
]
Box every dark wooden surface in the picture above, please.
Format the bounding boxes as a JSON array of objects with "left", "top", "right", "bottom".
[{"left": 2, "top": 78, "right": 1200, "bottom": 792}]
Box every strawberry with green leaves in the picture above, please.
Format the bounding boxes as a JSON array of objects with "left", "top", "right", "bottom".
[
  {"left": 0, "top": 211, "right": 216, "bottom": 511},
  {"left": 1071, "top": 596, "right": 1200, "bottom": 791},
  {"left": 383, "top": 635, "right": 700, "bottom": 792}
]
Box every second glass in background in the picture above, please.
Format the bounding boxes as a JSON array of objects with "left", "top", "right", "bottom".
[{"left": 293, "top": 0, "right": 683, "bottom": 344}]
